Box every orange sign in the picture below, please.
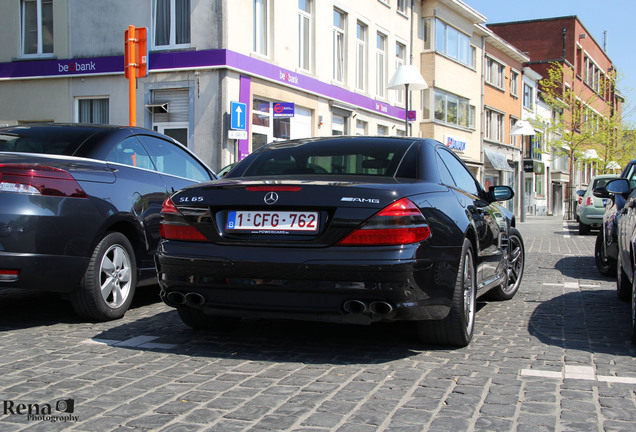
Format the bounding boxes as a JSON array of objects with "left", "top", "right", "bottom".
[{"left": 124, "top": 26, "right": 148, "bottom": 78}]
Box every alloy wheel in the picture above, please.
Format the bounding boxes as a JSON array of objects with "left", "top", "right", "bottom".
[
  {"left": 463, "top": 248, "right": 475, "bottom": 336},
  {"left": 99, "top": 244, "right": 133, "bottom": 309}
]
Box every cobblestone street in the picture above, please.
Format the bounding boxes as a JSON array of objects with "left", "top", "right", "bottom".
[{"left": 0, "top": 216, "right": 635, "bottom": 431}]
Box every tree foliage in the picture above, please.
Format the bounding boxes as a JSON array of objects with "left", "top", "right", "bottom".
[{"left": 539, "top": 61, "right": 633, "bottom": 175}]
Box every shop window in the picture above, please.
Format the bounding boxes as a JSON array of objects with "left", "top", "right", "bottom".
[{"left": 78, "top": 98, "right": 109, "bottom": 124}]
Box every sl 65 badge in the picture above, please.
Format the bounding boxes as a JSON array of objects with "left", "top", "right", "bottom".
[{"left": 178, "top": 196, "right": 203, "bottom": 202}]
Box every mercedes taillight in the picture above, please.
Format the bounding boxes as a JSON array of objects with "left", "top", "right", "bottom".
[
  {"left": 337, "top": 198, "right": 431, "bottom": 246},
  {"left": 159, "top": 198, "right": 208, "bottom": 241},
  {"left": 0, "top": 164, "right": 87, "bottom": 198}
]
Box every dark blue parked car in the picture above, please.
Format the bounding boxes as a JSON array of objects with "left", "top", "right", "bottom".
[
  {"left": 0, "top": 124, "right": 215, "bottom": 321},
  {"left": 595, "top": 160, "right": 636, "bottom": 277},
  {"left": 605, "top": 172, "right": 636, "bottom": 344}
]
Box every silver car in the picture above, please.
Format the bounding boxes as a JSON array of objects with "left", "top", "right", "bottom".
[{"left": 577, "top": 174, "right": 618, "bottom": 235}]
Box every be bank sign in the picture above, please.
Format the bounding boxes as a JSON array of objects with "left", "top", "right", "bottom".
[
  {"left": 58, "top": 60, "right": 98, "bottom": 73},
  {"left": 0, "top": 56, "right": 121, "bottom": 79}
]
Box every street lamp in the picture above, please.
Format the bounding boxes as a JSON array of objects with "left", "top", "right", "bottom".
[
  {"left": 510, "top": 120, "right": 536, "bottom": 223},
  {"left": 388, "top": 64, "right": 428, "bottom": 135}
]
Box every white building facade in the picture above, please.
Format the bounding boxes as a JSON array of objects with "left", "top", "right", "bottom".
[{"left": 0, "top": 0, "right": 423, "bottom": 172}]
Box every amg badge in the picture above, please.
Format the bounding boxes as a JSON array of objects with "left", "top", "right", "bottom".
[{"left": 341, "top": 197, "right": 380, "bottom": 204}]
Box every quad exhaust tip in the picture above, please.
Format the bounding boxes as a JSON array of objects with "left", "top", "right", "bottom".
[
  {"left": 343, "top": 299, "right": 394, "bottom": 317},
  {"left": 164, "top": 291, "right": 206, "bottom": 308}
]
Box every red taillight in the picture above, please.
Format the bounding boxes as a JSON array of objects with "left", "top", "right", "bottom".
[
  {"left": 159, "top": 198, "right": 208, "bottom": 242},
  {"left": 0, "top": 269, "right": 19, "bottom": 282},
  {"left": 0, "top": 164, "right": 87, "bottom": 198},
  {"left": 338, "top": 198, "right": 431, "bottom": 246},
  {"left": 585, "top": 196, "right": 594, "bottom": 206}
]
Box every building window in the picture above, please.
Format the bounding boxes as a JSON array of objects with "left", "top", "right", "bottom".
[
  {"left": 252, "top": 98, "right": 291, "bottom": 143},
  {"left": 332, "top": 114, "right": 346, "bottom": 135},
  {"left": 435, "top": 19, "right": 474, "bottom": 68},
  {"left": 584, "top": 56, "right": 604, "bottom": 94},
  {"left": 356, "top": 119, "right": 367, "bottom": 135},
  {"left": 510, "top": 70, "right": 519, "bottom": 97},
  {"left": 254, "top": 0, "right": 268, "bottom": 55},
  {"left": 376, "top": 32, "right": 387, "bottom": 98},
  {"left": 377, "top": 124, "right": 388, "bottom": 135},
  {"left": 395, "top": 42, "right": 406, "bottom": 105},
  {"left": 523, "top": 83, "right": 534, "bottom": 109},
  {"left": 434, "top": 89, "right": 474, "bottom": 129},
  {"left": 298, "top": 0, "right": 311, "bottom": 71},
  {"left": 355, "top": 22, "right": 367, "bottom": 91},
  {"left": 485, "top": 57, "right": 505, "bottom": 89},
  {"left": 333, "top": 9, "right": 346, "bottom": 82},
  {"left": 525, "top": 133, "right": 542, "bottom": 160},
  {"left": 21, "top": 0, "right": 53, "bottom": 56},
  {"left": 397, "top": 0, "right": 407, "bottom": 14},
  {"left": 154, "top": 0, "right": 190, "bottom": 48},
  {"left": 535, "top": 172, "right": 544, "bottom": 196},
  {"left": 420, "top": 18, "right": 432, "bottom": 50},
  {"left": 333, "top": 11, "right": 346, "bottom": 82},
  {"left": 78, "top": 99, "right": 109, "bottom": 124},
  {"left": 484, "top": 109, "right": 504, "bottom": 142},
  {"left": 509, "top": 117, "right": 518, "bottom": 146}
]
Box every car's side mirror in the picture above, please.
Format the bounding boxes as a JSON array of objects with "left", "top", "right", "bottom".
[
  {"left": 488, "top": 185, "right": 514, "bottom": 202},
  {"left": 592, "top": 186, "right": 610, "bottom": 199},
  {"left": 605, "top": 178, "right": 631, "bottom": 196},
  {"left": 576, "top": 190, "right": 586, "bottom": 197}
]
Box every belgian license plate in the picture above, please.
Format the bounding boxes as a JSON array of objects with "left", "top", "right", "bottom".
[{"left": 226, "top": 211, "right": 319, "bottom": 232}]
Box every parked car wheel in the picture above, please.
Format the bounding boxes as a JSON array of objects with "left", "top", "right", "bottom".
[
  {"left": 177, "top": 306, "right": 241, "bottom": 330},
  {"left": 595, "top": 232, "right": 616, "bottom": 276},
  {"left": 486, "top": 228, "right": 525, "bottom": 301},
  {"left": 617, "top": 253, "right": 632, "bottom": 302},
  {"left": 71, "top": 232, "right": 137, "bottom": 321},
  {"left": 418, "top": 238, "right": 475, "bottom": 347},
  {"left": 578, "top": 222, "right": 591, "bottom": 235},
  {"left": 632, "top": 270, "right": 636, "bottom": 346}
]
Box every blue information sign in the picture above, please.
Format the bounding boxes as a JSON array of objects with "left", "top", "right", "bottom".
[{"left": 230, "top": 101, "right": 247, "bottom": 130}]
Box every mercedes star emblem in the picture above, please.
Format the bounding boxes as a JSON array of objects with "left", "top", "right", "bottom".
[{"left": 264, "top": 192, "right": 279, "bottom": 205}]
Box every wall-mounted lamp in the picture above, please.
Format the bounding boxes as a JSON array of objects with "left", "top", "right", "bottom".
[{"left": 579, "top": 34, "right": 587, "bottom": 39}]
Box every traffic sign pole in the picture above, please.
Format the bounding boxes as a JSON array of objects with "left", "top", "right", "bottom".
[{"left": 127, "top": 25, "right": 136, "bottom": 126}]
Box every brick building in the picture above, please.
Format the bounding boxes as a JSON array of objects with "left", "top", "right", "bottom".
[{"left": 488, "top": 16, "right": 623, "bottom": 215}]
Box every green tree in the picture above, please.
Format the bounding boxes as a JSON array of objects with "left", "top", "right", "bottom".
[{"left": 539, "top": 62, "right": 627, "bottom": 217}]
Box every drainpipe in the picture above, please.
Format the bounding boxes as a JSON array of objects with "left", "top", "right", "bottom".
[
  {"left": 409, "top": 0, "right": 415, "bottom": 136},
  {"left": 562, "top": 28, "right": 567, "bottom": 60},
  {"left": 480, "top": 35, "right": 485, "bottom": 185}
]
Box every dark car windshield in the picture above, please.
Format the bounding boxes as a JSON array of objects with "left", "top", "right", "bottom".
[
  {"left": 239, "top": 139, "right": 415, "bottom": 178},
  {"left": 0, "top": 126, "right": 98, "bottom": 156}
]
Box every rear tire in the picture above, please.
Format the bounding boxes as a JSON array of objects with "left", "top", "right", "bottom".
[
  {"left": 71, "top": 232, "right": 137, "bottom": 321},
  {"left": 177, "top": 306, "right": 241, "bottom": 330},
  {"left": 631, "top": 270, "right": 636, "bottom": 346},
  {"left": 617, "top": 253, "right": 632, "bottom": 302},
  {"left": 417, "top": 238, "right": 475, "bottom": 347},
  {"left": 595, "top": 231, "right": 616, "bottom": 276},
  {"left": 485, "top": 228, "right": 524, "bottom": 301},
  {"left": 578, "top": 222, "right": 590, "bottom": 235}
]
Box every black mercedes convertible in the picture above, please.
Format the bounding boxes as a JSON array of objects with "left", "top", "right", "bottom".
[{"left": 156, "top": 136, "right": 524, "bottom": 347}]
